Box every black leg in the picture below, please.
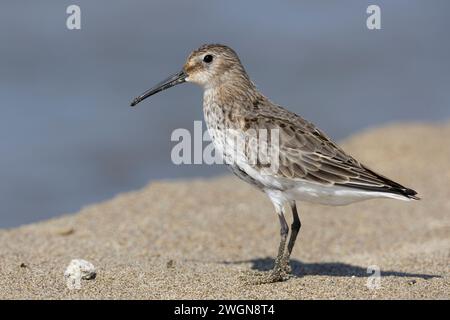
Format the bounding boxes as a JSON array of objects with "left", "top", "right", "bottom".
[
  {"left": 282, "top": 201, "right": 301, "bottom": 273},
  {"left": 265, "top": 205, "right": 289, "bottom": 282},
  {"left": 243, "top": 207, "right": 290, "bottom": 284},
  {"left": 287, "top": 201, "right": 301, "bottom": 256},
  {"left": 248, "top": 193, "right": 292, "bottom": 283},
  {"left": 274, "top": 211, "right": 289, "bottom": 268}
]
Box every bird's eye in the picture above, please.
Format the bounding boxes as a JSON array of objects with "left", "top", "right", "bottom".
[{"left": 203, "top": 54, "right": 213, "bottom": 63}]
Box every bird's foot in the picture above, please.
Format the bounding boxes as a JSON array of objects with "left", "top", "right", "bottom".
[
  {"left": 240, "top": 267, "right": 291, "bottom": 285},
  {"left": 265, "top": 268, "right": 291, "bottom": 283}
]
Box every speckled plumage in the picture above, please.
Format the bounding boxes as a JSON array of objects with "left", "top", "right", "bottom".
[
  {"left": 130, "top": 44, "right": 419, "bottom": 283},
  {"left": 193, "top": 45, "right": 418, "bottom": 203}
]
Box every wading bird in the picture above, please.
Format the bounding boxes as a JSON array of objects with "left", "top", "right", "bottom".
[{"left": 130, "top": 44, "right": 419, "bottom": 282}]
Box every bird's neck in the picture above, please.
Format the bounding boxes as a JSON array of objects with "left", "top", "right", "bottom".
[{"left": 203, "top": 77, "right": 263, "bottom": 111}]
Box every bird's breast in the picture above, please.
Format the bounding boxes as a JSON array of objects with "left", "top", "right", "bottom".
[
  {"left": 203, "top": 98, "right": 249, "bottom": 168},
  {"left": 203, "top": 100, "right": 227, "bottom": 156}
]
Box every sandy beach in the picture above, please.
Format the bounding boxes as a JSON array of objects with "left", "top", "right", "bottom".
[{"left": 0, "top": 122, "right": 449, "bottom": 299}]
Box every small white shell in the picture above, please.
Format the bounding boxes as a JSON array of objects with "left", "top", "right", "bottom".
[{"left": 64, "top": 259, "right": 96, "bottom": 289}]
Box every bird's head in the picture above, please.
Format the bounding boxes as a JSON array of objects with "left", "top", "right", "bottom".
[
  {"left": 130, "top": 44, "right": 250, "bottom": 107},
  {"left": 183, "top": 44, "right": 247, "bottom": 87}
]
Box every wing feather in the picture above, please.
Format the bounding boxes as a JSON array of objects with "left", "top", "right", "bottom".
[{"left": 237, "top": 100, "right": 418, "bottom": 199}]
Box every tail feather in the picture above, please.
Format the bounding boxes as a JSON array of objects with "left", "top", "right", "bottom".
[
  {"left": 402, "top": 187, "right": 420, "bottom": 200},
  {"left": 339, "top": 165, "right": 420, "bottom": 200}
]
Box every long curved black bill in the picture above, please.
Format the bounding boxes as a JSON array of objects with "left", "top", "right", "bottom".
[{"left": 130, "top": 70, "right": 187, "bottom": 107}]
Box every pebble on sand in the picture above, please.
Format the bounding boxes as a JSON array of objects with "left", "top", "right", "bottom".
[{"left": 64, "top": 259, "right": 96, "bottom": 289}]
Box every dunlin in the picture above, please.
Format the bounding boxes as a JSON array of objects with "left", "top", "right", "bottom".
[{"left": 130, "top": 44, "right": 419, "bottom": 282}]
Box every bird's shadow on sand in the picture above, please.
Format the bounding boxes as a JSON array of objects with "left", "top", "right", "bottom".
[{"left": 222, "top": 257, "right": 439, "bottom": 280}]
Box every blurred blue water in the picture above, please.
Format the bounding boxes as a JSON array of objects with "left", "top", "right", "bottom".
[{"left": 0, "top": 1, "right": 449, "bottom": 227}]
